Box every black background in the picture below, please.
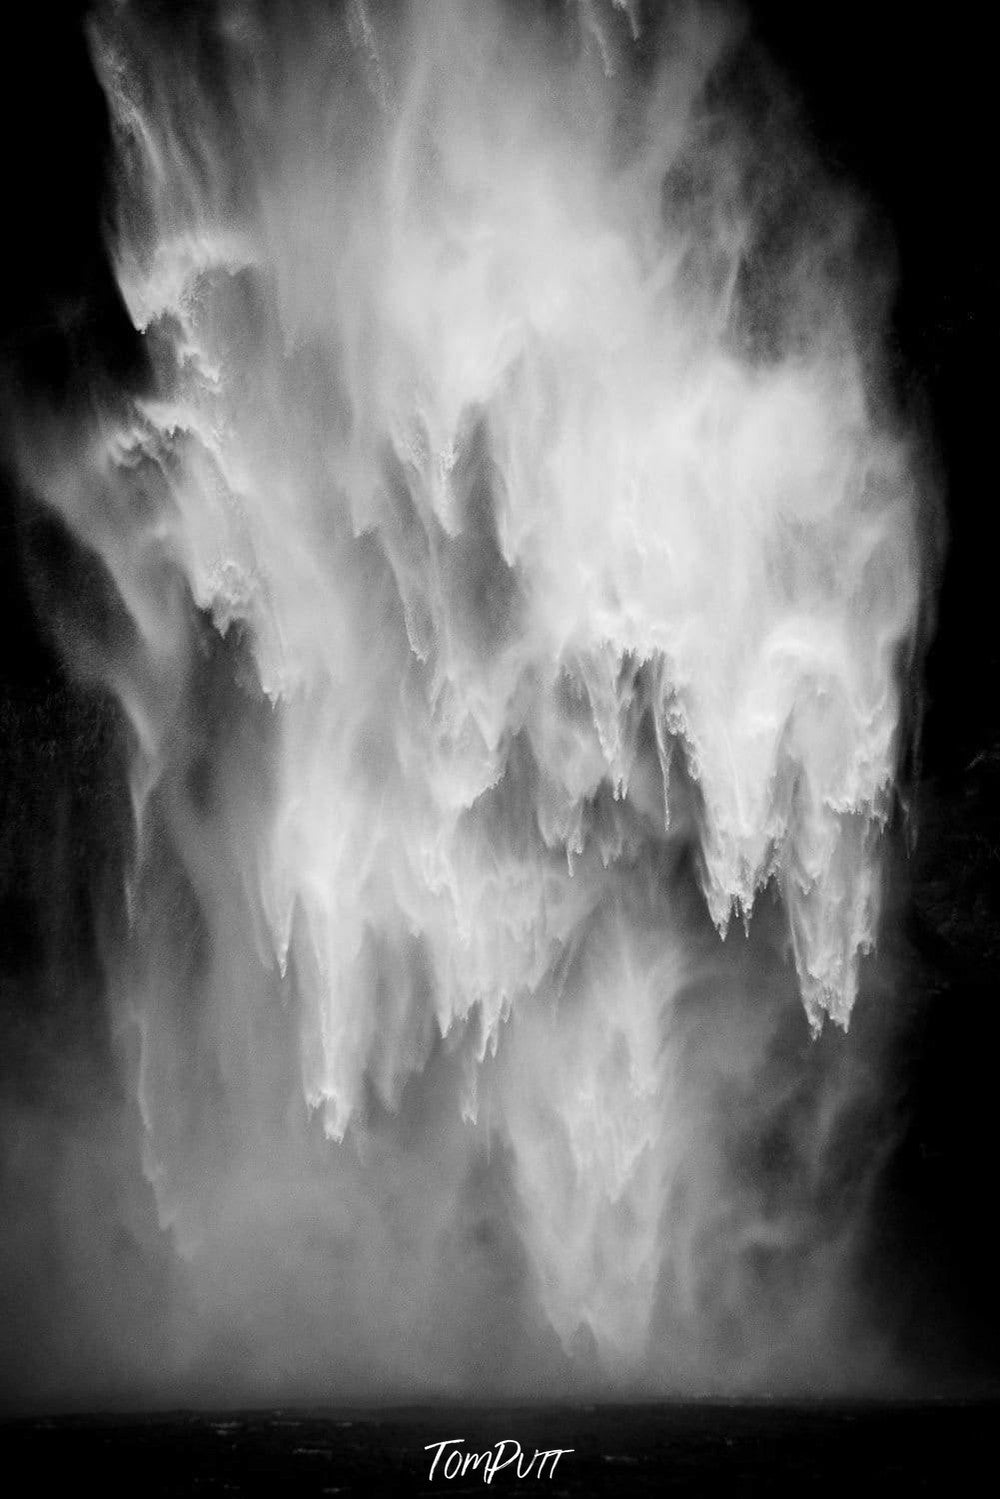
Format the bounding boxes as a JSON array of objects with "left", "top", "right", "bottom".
[{"left": 0, "top": 0, "right": 997, "bottom": 1403}]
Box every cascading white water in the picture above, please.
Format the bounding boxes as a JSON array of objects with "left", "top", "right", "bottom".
[{"left": 18, "top": 0, "right": 929, "bottom": 1393}]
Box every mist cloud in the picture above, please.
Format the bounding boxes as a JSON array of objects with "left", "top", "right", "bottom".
[{"left": 4, "top": 0, "right": 933, "bottom": 1402}]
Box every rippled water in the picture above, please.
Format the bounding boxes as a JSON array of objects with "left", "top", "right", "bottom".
[{"left": 3, "top": 1401, "right": 994, "bottom": 1495}]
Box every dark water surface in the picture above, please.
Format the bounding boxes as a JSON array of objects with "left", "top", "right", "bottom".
[{"left": 1, "top": 1401, "right": 994, "bottom": 1495}]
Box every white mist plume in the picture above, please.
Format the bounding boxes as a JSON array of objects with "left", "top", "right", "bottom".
[{"left": 18, "top": 0, "right": 927, "bottom": 1391}]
